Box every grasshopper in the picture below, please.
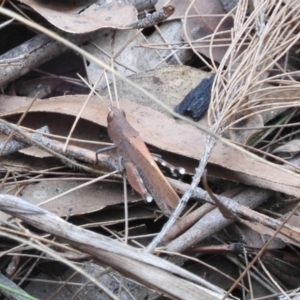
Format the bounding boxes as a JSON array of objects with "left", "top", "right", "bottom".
[{"left": 98, "top": 106, "right": 179, "bottom": 216}]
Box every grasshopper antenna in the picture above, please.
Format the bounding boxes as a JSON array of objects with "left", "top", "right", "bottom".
[
  {"left": 77, "top": 73, "right": 110, "bottom": 113},
  {"left": 79, "top": 54, "right": 111, "bottom": 113},
  {"left": 110, "top": 31, "right": 120, "bottom": 109},
  {"left": 104, "top": 71, "right": 113, "bottom": 111},
  {"left": 105, "top": 31, "right": 129, "bottom": 240},
  {"left": 62, "top": 72, "right": 110, "bottom": 153},
  {"left": 111, "top": 70, "right": 119, "bottom": 108},
  {"left": 103, "top": 31, "right": 119, "bottom": 110}
]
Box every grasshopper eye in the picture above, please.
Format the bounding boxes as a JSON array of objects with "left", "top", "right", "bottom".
[{"left": 107, "top": 111, "right": 114, "bottom": 122}]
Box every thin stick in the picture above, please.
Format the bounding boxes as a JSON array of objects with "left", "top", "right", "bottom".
[
  {"left": 128, "top": 6, "right": 175, "bottom": 29},
  {"left": 123, "top": 175, "right": 129, "bottom": 245}
]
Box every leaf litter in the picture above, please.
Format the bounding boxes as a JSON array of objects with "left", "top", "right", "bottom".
[
  {"left": 1, "top": 0, "right": 300, "bottom": 299},
  {"left": 16, "top": 0, "right": 137, "bottom": 33}
]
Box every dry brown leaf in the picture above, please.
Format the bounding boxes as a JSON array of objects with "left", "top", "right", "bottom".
[
  {"left": 101, "top": 65, "right": 211, "bottom": 119},
  {"left": 156, "top": 0, "right": 233, "bottom": 63},
  {"left": 84, "top": 29, "right": 168, "bottom": 88},
  {"left": 1, "top": 95, "right": 300, "bottom": 197},
  {"left": 5, "top": 108, "right": 105, "bottom": 157},
  {"left": 17, "top": 0, "right": 137, "bottom": 34},
  {"left": 103, "top": 67, "right": 298, "bottom": 145},
  {"left": 21, "top": 180, "right": 141, "bottom": 217}
]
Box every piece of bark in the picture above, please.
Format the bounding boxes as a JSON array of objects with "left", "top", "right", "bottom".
[{"left": 175, "top": 74, "right": 215, "bottom": 121}]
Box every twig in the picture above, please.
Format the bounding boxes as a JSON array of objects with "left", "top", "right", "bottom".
[
  {"left": 163, "top": 184, "right": 244, "bottom": 242},
  {"left": 128, "top": 6, "right": 175, "bottom": 29},
  {"left": 0, "top": 126, "right": 49, "bottom": 155}
]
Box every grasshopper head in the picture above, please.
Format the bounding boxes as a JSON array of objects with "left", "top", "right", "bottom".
[
  {"left": 107, "top": 106, "right": 136, "bottom": 145},
  {"left": 107, "top": 107, "right": 126, "bottom": 124}
]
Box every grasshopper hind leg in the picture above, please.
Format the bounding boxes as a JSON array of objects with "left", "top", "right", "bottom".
[
  {"left": 151, "top": 154, "right": 185, "bottom": 179},
  {"left": 123, "top": 161, "right": 153, "bottom": 203},
  {"left": 124, "top": 161, "right": 172, "bottom": 216}
]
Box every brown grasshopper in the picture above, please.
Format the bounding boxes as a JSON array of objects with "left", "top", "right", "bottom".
[{"left": 97, "top": 106, "right": 179, "bottom": 216}]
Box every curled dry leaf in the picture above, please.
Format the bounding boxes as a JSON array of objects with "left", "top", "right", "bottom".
[
  {"left": 273, "top": 139, "right": 300, "bottom": 157},
  {"left": 156, "top": 0, "right": 233, "bottom": 63},
  {"left": 285, "top": 154, "right": 300, "bottom": 172},
  {"left": 2, "top": 108, "right": 105, "bottom": 157},
  {"left": 1, "top": 95, "right": 300, "bottom": 197},
  {"left": 16, "top": 0, "right": 137, "bottom": 34}
]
